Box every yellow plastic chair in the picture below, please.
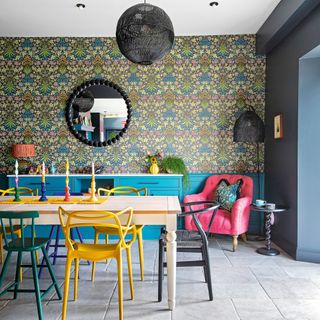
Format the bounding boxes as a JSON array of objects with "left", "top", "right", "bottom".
[
  {"left": 59, "top": 207, "right": 136, "bottom": 320},
  {"left": 92, "top": 186, "right": 147, "bottom": 281},
  {"left": 0, "top": 187, "right": 39, "bottom": 274}
]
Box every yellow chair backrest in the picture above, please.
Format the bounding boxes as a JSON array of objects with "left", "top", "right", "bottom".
[
  {"left": 58, "top": 207, "right": 136, "bottom": 251},
  {"left": 0, "top": 187, "right": 38, "bottom": 196},
  {"left": 97, "top": 186, "right": 147, "bottom": 197}
]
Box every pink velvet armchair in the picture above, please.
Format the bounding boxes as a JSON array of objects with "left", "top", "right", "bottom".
[{"left": 184, "top": 174, "right": 253, "bottom": 251}]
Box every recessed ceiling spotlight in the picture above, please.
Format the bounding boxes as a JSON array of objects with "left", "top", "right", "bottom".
[
  {"left": 76, "top": 3, "right": 86, "bottom": 9},
  {"left": 209, "top": 1, "right": 219, "bottom": 6}
]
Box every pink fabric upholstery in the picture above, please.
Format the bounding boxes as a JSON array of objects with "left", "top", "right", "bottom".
[{"left": 184, "top": 175, "right": 253, "bottom": 236}]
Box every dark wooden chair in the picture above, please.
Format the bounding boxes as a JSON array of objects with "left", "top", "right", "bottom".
[{"left": 158, "top": 200, "right": 219, "bottom": 302}]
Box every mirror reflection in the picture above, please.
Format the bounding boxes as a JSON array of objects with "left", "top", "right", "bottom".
[{"left": 72, "top": 85, "right": 128, "bottom": 143}]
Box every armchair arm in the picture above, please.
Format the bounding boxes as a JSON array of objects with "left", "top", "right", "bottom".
[
  {"left": 184, "top": 192, "right": 207, "bottom": 204},
  {"left": 230, "top": 196, "right": 251, "bottom": 235}
]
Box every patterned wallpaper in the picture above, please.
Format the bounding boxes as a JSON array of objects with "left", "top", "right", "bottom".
[{"left": 0, "top": 35, "right": 265, "bottom": 174}]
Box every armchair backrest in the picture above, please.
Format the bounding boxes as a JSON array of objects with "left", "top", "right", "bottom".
[{"left": 201, "top": 174, "right": 253, "bottom": 201}]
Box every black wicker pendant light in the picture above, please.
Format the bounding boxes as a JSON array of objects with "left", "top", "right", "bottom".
[
  {"left": 116, "top": 1, "right": 174, "bottom": 65},
  {"left": 233, "top": 107, "right": 265, "bottom": 143}
]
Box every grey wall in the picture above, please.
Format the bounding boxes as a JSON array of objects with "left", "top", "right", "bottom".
[
  {"left": 265, "top": 5, "right": 320, "bottom": 259},
  {"left": 297, "top": 56, "right": 320, "bottom": 262}
]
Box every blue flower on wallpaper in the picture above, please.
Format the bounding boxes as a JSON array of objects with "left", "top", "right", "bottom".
[
  {"left": 58, "top": 110, "right": 65, "bottom": 118},
  {"left": 57, "top": 145, "right": 69, "bottom": 153},
  {"left": 128, "top": 73, "right": 140, "bottom": 83},
  {"left": 165, "top": 144, "right": 176, "bottom": 153},
  {"left": 92, "top": 38, "right": 104, "bottom": 48},
  {"left": 57, "top": 38, "right": 69, "bottom": 48},
  {"left": 199, "top": 73, "right": 211, "bottom": 82},
  {"left": 200, "top": 109, "right": 211, "bottom": 118},
  {"left": 57, "top": 74, "right": 68, "bottom": 84},
  {"left": 235, "top": 74, "right": 246, "bottom": 82},
  {"left": 235, "top": 145, "right": 246, "bottom": 154},
  {"left": 235, "top": 38, "right": 247, "bottom": 46},
  {"left": 199, "top": 38, "right": 211, "bottom": 46},
  {"left": 164, "top": 74, "right": 175, "bottom": 82},
  {"left": 22, "top": 39, "right": 33, "bottom": 48},
  {"left": 163, "top": 110, "right": 175, "bottom": 118},
  {"left": 22, "top": 110, "right": 34, "bottom": 119},
  {"left": 23, "top": 75, "right": 33, "bottom": 84},
  {"left": 200, "top": 145, "right": 212, "bottom": 153},
  {"left": 128, "top": 145, "right": 141, "bottom": 153}
]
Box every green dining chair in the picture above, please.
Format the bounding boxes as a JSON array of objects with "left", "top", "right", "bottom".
[{"left": 0, "top": 211, "right": 62, "bottom": 320}]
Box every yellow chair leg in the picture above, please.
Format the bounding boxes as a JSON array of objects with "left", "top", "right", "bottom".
[
  {"left": 137, "top": 230, "right": 144, "bottom": 281},
  {"left": 117, "top": 253, "right": 123, "bottom": 320},
  {"left": 74, "top": 258, "right": 79, "bottom": 301},
  {"left": 91, "top": 231, "right": 99, "bottom": 282},
  {"left": 62, "top": 255, "right": 73, "bottom": 320},
  {"left": 126, "top": 248, "right": 134, "bottom": 300}
]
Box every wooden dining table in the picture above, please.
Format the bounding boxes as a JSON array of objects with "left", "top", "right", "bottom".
[{"left": 0, "top": 195, "right": 181, "bottom": 310}]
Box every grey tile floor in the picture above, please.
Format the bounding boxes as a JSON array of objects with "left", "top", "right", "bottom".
[{"left": 1, "top": 236, "right": 320, "bottom": 320}]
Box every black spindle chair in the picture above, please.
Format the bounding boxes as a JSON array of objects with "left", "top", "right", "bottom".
[{"left": 158, "top": 200, "right": 219, "bottom": 302}]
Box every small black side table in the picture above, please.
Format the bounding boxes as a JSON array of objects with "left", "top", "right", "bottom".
[{"left": 250, "top": 205, "right": 287, "bottom": 256}]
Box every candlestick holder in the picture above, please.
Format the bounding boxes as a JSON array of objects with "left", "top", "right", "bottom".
[
  {"left": 39, "top": 182, "right": 48, "bottom": 202},
  {"left": 13, "top": 186, "right": 21, "bottom": 202},
  {"left": 64, "top": 185, "right": 71, "bottom": 202},
  {"left": 89, "top": 179, "right": 98, "bottom": 202}
]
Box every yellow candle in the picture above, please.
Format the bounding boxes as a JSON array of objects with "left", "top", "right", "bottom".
[
  {"left": 42, "top": 161, "right": 45, "bottom": 183},
  {"left": 66, "top": 158, "right": 69, "bottom": 186}
]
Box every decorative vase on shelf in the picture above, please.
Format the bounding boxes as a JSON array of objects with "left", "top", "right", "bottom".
[{"left": 150, "top": 163, "right": 159, "bottom": 174}]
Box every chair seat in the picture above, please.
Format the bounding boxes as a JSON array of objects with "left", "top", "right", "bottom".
[
  {"left": 4, "top": 238, "right": 48, "bottom": 252},
  {"left": 161, "top": 230, "right": 203, "bottom": 248},
  {"left": 94, "top": 225, "right": 143, "bottom": 235},
  {"left": 73, "top": 242, "right": 121, "bottom": 261}
]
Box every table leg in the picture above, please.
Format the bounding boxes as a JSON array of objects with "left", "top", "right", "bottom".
[
  {"left": 257, "top": 211, "right": 280, "bottom": 256},
  {"left": 166, "top": 215, "right": 177, "bottom": 310}
]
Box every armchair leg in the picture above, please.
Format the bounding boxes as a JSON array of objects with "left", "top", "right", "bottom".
[
  {"left": 232, "top": 236, "right": 238, "bottom": 252},
  {"left": 240, "top": 233, "right": 247, "bottom": 242}
]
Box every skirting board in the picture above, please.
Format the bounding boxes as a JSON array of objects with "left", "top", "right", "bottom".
[{"left": 296, "top": 247, "right": 320, "bottom": 263}]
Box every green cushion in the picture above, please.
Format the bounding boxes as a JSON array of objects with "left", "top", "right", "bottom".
[{"left": 215, "top": 179, "right": 242, "bottom": 211}]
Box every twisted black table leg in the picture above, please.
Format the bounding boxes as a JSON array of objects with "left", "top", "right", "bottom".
[{"left": 256, "top": 211, "right": 280, "bottom": 256}]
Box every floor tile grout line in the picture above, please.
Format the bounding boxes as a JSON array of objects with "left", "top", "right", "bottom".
[
  {"left": 103, "top": 280, "right": 118, "bottom": 320},
  {"left": 249, "top": 264, "right": 286, "bottom": 319},
  {"left": 230, "top": 298, "right": 242, "bottom": 320}
]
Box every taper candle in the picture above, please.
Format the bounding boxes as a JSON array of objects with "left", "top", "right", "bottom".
[
  {"left": 66, "top": 158, "right": 69, "bottom": 185},
  {"left": 92, "top": 161, "right": 95, "bottom": 178},
  {"left": 42, "top": 161, "right": 45, "bottom": 183},
  {"left": 15, "top": 160, "right": 19, "bottom": 187}
]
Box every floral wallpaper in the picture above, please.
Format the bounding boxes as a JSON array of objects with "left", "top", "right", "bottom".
[{"left": 0, "top": 35, "right": 265, "bottom": 174}]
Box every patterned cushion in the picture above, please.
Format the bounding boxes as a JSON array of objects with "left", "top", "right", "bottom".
[{"left": 215, "top": 179, "right": 243, "bottom": 211}]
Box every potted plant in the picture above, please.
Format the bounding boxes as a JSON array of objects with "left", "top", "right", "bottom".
[{"left": 161, "top": 156, "right": 189, "bottom": 188}]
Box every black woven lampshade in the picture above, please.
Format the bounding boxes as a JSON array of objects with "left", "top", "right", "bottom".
[
  {"left": 116, "top": 3, "right": 174, "bottom": 65},
  {"left": 233, "top": 110, "right": 265, "bottom": 143}
]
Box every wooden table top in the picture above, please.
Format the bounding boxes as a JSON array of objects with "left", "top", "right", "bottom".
[{"left": 0, "top": 196, "right": 181, "bottom": 215}]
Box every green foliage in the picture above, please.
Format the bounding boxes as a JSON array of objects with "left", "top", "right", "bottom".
[{"left": 161, "top": 156, "right": 189, "bottom": 188}]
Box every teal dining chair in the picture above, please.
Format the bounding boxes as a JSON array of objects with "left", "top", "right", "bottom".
[{"left": 0, "top": 211, "right": 62, "bottom": 320}]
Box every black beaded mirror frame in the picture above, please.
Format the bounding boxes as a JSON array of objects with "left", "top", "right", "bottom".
[{"left": 66, "top": 79, "right": 132, "bottom": 147}]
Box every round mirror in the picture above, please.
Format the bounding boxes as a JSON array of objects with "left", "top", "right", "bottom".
[{"left": 66, "top": 79, "right": 132, "bottom": 147}]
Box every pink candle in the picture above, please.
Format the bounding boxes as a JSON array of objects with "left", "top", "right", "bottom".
[
  {"left": 42, "top": 162, "right": 45, "bottom": 183},
  {"left": 15, "top": 160, "right": 19, "bottom": 187}
]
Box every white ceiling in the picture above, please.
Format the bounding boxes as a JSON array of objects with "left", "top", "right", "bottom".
[{"left": 0, "top": 0, "right": 281, "bottom": 37}]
